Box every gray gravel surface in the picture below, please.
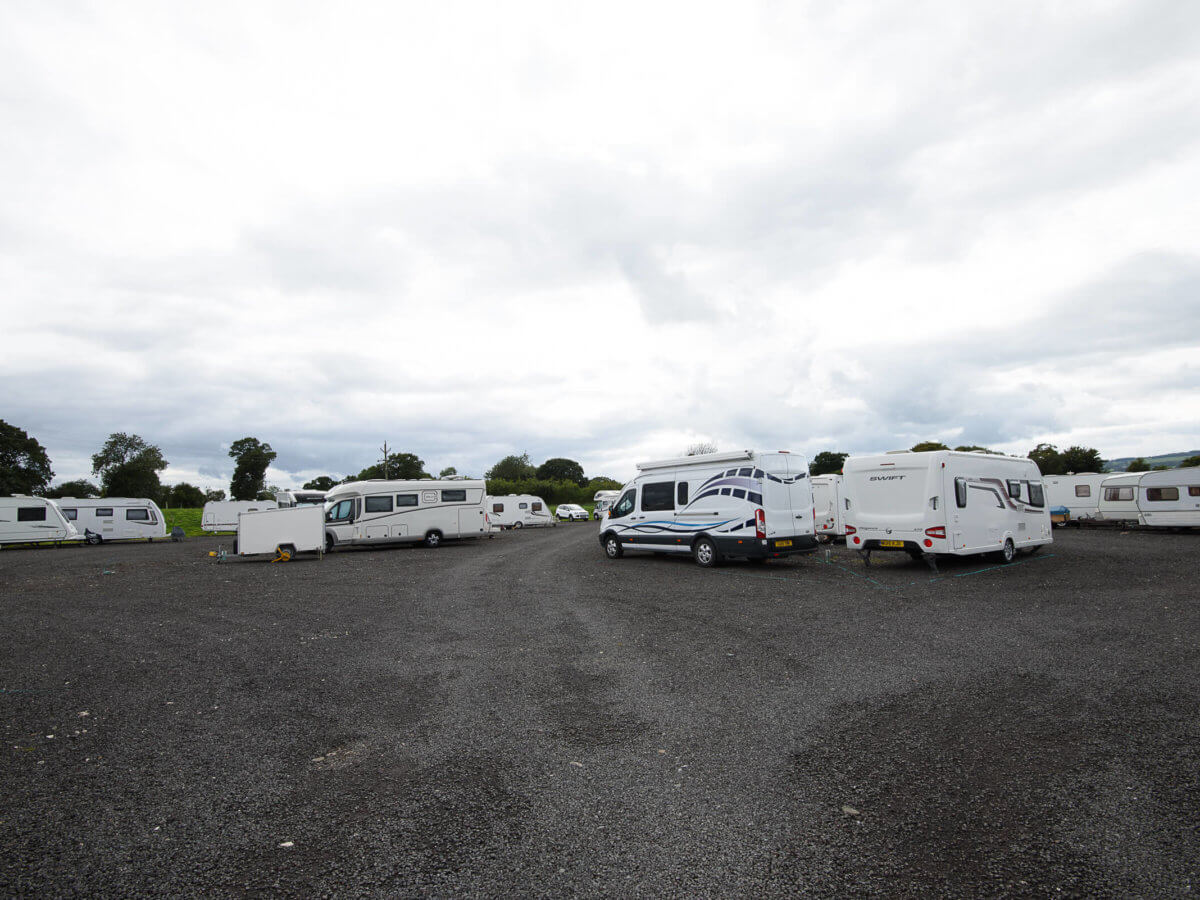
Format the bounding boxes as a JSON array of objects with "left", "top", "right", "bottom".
[{"left": 1, "top": 526, "right": 1197, "bottom": 896}]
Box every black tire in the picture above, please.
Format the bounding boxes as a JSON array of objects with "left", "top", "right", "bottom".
[
  {"left": 693, "top": 536, "right": 719, "bottom": 568},
  {"left": 603, "top": 534, "right": 623, "bottom": 559},
  {"left": 1000, "top": 538, "right": 1016, "bottom": 563},
  {"left": 423, "top": 531, "right": 442, "bottom": 549},
  {"left": 86, "top": 533, "right": 102, "bottom": 545},
  {"left": 512, "top": 521, "right": 523, "bottom": 530},
  {"left": 324, "top": 532, "right": 335, "bottom": 553}
]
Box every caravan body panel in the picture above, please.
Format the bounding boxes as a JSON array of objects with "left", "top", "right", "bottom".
[
  {"left": 0, "top": 496, "right": 81, "bottom": 545},
  {"left": 1044, "top": 474, "right": 1106, "bottom": 522},
  {"left": 58, "top": 497, "right": 166, "bottom": 542},
  {"left": 202, "top": 500, "right": 279, "bottom": 532},
  {"left": 486, "top": 495, "right": 554, "bottom": 529},
  {"left": 1098, "top": 473, "right": 1143, "bottom": 522},
  {"left": 325, "top": 479, "right": 488, "bottom": 549},
  {"left": 1135, "top": 467, "right": 1200, "bottom": 527}
]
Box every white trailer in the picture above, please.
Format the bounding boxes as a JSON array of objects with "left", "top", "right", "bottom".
[
  {"left": 201, "top": 499, "right": 278, "bottom": 532},
  {"left": 57, "top": 497, "right": 167, "bottom": 544},
  {"left": 324, "top": 478, "right": 489, "bottom": 551},
  {"left": 1098, "top": 473, "right": 1143, "bottom": 523},
  {"left": 811, "top": 474, "right": 846, "bottom": 540},
  {"left": 486, "top": 494, "right": 555, "bottom": 529},
  {"left": 842, "top": 450, "right": 1052, "bottom": 568},
  {"left": 235, "top": 505, "right": 325, "bottom": 559},
  {"left": 1043, "top": 473, "right": 1106, "bottom": 524},
  {"left": 592, "top": 490, "right": 620, "bottom": 520},
  {"left": 0, "top": 495, "right": 82, "bottom": 547},
  {"left": 598, "top": 449, "right": 817, "bottom": 566},
  {"left": 1131, "top": 467, "right": 1200, "bottom": 528}
]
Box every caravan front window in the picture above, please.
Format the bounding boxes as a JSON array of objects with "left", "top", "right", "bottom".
[
  {"left": 63, "top": 509, "right": 77, "bottom": 520},
  {"left": 954, "top": 478, "right": 967, "bottom": 508},
  {"left": 126, "top": 508, "right": 151, "bottom": 521},
  {"left": 1028, "top": 483, "right": 1045, "bottom": 507},
  {"left": 17, "top": 506, "right": 47, "bottom": 522},
  {"left": 1007, "top": 480, "right": 1021, "bottom": 499}
]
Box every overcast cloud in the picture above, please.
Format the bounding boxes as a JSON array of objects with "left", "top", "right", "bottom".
[{"left": 2, "top": 0, "right": 1199, "bottom": 490}]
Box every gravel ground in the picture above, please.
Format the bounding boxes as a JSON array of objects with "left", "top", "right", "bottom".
[{"left": 1, "top": 525, "right": 1197, "bottom": 896}]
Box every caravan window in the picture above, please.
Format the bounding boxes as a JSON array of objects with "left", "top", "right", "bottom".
[
  {"left": 954, "top": 478, "right": 967, "bottom": 508},
  {"left": 1190, "top": 487, "right": 1200, "bottom": 497},
  {"left": 531, "top": 501, "right": 544, "bottom": 512},
  {"left": 63, "top": 509, "right": 78, "bottom": 520},
  {"left": 1104, "top": 487, "right": 1134, "bottom": 502},
  {"left": 519, "top": 502, "right": 528, "bottom": 509},
  {"left": 1007, "top": 480, "right": 1021, "bottom": 499},
  {"left": 1075, "top": 484, "right": 1092, "bottom": 497},
  {"left": 17, "top": 506, "right": 47, "bottom": 522},
  {"left": 1028, "top": 483, "right": 1045, "bottom": 507},
  {"left": 95, "top": 508, "right": 113, "bottom": 517},
  {"left": 126, "top": 509, "right": 150, "bottom": 521},
  {"left": 677, "top": 482, "right": 688, "bottom": 506},
  {"left": 442, "top": 490, "right": 467, "bottom": 502},
  {"left": 1146, "top": 487, "right": 1178, "bottom": 502},
  {"left": 641, "top": 482, "right": 674, "bottom": 511},
  {"left": 365, "top": 496, "right": 393, "bottom": 513},
  {"left": 396, "top": 494, "right": 418, "bottom": 507},
  {"left": 492, "top": 503, "right": 504, "bottom": 513}
]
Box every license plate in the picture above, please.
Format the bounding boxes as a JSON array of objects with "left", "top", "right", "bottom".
[
  {"left": 880, "top": 540, "right": 904, "bottom": 548},
  {"left": 775, "top": 540, "right": 792, "bottom": 548}
]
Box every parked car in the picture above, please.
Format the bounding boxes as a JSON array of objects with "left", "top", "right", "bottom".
[{"left": 555, "top": 503, "right": 588, "bottom": 522}]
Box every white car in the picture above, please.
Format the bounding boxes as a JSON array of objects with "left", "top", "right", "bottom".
[{"left": 555, "top": 503, "right": 589, "bottom": 522}]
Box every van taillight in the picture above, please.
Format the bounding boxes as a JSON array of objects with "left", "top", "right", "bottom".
[
  {"left": 925, "top": 526, "right": 946, "bottom": 539},
  {"left": 755, "top": 508, "right": 766, "bottom": 539},
  {"left": 845, "top": 525, "right": 856, "bottom": 535}
]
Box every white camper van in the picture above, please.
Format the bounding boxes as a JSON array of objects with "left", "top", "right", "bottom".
[
  {"left": 57, "top": 497, "right": 166, "bottom": 544},
  {"left": 598, "top": 449, "right": 817, "bottom": 566},
  {"left": 1097, "top": 473, "right": 1143, "bottom": 523},
  {"left": 1043, "top": 473, "right": 1106, "bottom": 524},
  {"left": 201, "top": 499, "right": 279, "bottom": 533},
  {"left": 592, "top": 490, "right": 620, "bottom": 521},
  {"left": 1129, "top": 467, "right": 1200, "bottom": 528},
  {"left": 486, "top": 495, "right": 555, "bottom": 529},
  {"left": 842, "top": 450, "right": 1052, "bottom": 567},
  {"left": 0, "top": 496, "right": 81, "bottom": 547},
  {"left": 324, "top": 479, "right": 489, "bottom": 551},
  {"left": 811, "top": 474, "right": 846, "bottom": 541},
  {"left": 274, "top": 490, "right": 327, "bottom": 508}
]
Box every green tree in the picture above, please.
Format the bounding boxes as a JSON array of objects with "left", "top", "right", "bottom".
[
  {"left": 586, "top": 476, "right": 623, "bottom": 493},
  {"left": 303, "top": 476, "right": 337, "bottom": 491},
  {"left": 204, "top": 488, "right": 226, "bottom": 502},
  {"left": 487, "top": 453, "right": 536, "bottom": 481},
  {"left": 536, "top": 457, "right": 586, "bottom": 485},
  {"left": 1178, "top": 455, "right": 1200, "bottom": 469},
  {"left": 0, "top": 419, "right": 55, "bottom": 495},
  {"left": 954, "top": 445, "right": 994, "bottom": 453},
  {"left": 1059, "top": 446, "right": 1104, "bottom": 473},
  {"left": 810, "top": 451, "right": 848, "bottom": 476},
  {"left": 1027, "top": 443, "right": 1063, "bottom": 475},
  {"left": 92, "top": 433, "right": 168, "bottom": 498},
  {"left": 228, "top": 437, "right": 277, "bottom": 501},
  {"left": 910, "top": 441, "right": 950, "bottom": 452},
  {"left": 1125, "top": 457, "right": 1151, "bottom": 473},
  {"left": 163, "top": 482, "right": 205, "bottom": 507},
  {"left": 355, "top": 452, "right": 427, "bottom": 481},
  {"left": 44, "top": 479, "right": 101, "bottom": 499},
  {"left": 439, "top": 466, "right": 458, "bottom": 478}
]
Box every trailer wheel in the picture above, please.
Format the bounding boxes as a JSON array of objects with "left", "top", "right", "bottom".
[
  {"left": 512, "top": 521, "right": 523, "bottom": 530},
  {"left": 692, "top": 536, "right": 719, "bottom": 568},
  {"left": 86, "top": 533, "right": 102, "bottom": 545},
  {"left": 423, "top": 530, "right": 442, "bottom": 548},
  {"left": 603, "top": 534, "right": 623, "bottom": 559},
  {"left": 1000, "top": 538, "right": 1015, "bottom": 563}
]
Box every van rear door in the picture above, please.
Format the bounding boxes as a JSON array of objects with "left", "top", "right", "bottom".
[{"left": 760, "top": 454, "right": 793, "bottom": 539}]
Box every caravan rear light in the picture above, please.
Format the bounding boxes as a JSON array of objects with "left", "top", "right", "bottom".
[
  {"left": 925, "top": 526, "right": 946, "bottom": 539},
  {"left": 755, "top": 508, "right": 766, "bottom": 539},
  {"left": 844, "top": 525, "right": 856, "bottom": 535},
  {"left": 852, "top": 535, "right": 861, "bottom": 544}
]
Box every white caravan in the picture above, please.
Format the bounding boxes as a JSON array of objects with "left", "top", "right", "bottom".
[
  {"left": 1097, "top": 473, "right": 1143, "bottom": 523},
  {"left": 324, "top": 478, "right": 489, "bottom": 551},
  {"left": 57, "top": 497, "right": 167, "bottom": 544},
  {"left": 811, "top": 474, "right": 846, "bottom": 540},
  {"left": 0, "top": 496, "right": 81, "bottom": 547},
  {"left": 274, "top": 490, "right": 327, "bottom": 508},
  {"left": 598, "top": 449, "right": 817, "bottom": 566},
  {"left": 201, "top": 499, "right": 278, "bottom": 532},
  {"left": 842, "top": 450, "right": 1052, "bottom": 567},
  {"left": 592, "top": 490, "right": 620, "bottom": 521},
  {"left": 486, "top": 495, "right": 555, "bottom": 529},
  {"left": 1043, "top": 473, "right": 1106, "bottom": 524},
  {"left": 1130, "top": 467, "right": 1200, "bottom": 528},
  {"left": 235, "top": 506, "right": 325, "bottom": 559}
]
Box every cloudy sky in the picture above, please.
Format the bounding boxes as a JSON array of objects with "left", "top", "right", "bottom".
[{"left": 3, "top": 1, "right": 1199, "bottom": 490}]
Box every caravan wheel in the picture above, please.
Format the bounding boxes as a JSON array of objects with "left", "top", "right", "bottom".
[
  {"left": 86, "top": 533, "right": 102, "bottom": 545},
  {"left": 512, "top": 521, "right": 523, "bottom": 530},
  {"left": 1000, "top": 538, "right": 1015, "bottom": 563}
]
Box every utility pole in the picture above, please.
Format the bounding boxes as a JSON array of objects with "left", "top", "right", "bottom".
[{"left": 379, "top": 441, "right": 391, "bottom": 479}]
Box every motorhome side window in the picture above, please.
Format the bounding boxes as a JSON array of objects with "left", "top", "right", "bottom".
[
  {"left": 1075, "top": 485, "right": 1092, "bottom": 497},
  {"left": 1146, "top": 487, "right": 1179, "bottom": 502},
  {"left": 96, "top": 508, "right": 113, "bottom": 517},
  {"left": 641, "top": 481, "right": 674, "bottom": 511},
  {"left": 442, "top": 490, "right": 467, "bottom": 503},
  {"left": 612, "top": 490, "right": 635, "bottom": 518},
  {"left": 126, "top": 508, "right": 150, "bottom": 521},
  {"left": 954, "top": 478, "right": 967, "bottom": 508},
  {"left": 17, "top": 507, "right": 47, "bottom": 522},
  {"left": 365, "top": 496, "right": 393, "bottom": 513},
  {"left": 1028, "top": 483, "right": 1045, "bottom": 507},
  {"left": 63, "top": 509, "right": 77, "bottom": 520},
  {"left": 396, "top": 494, "right": 418, "bottom": 507},
  {"left": 677, "top": 482, "right": 688, "bottom": 506}
]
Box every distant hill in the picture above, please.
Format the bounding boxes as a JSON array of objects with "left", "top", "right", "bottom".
[{"left": 1103, "top": 450, "right": 1200, "bottom": 473}]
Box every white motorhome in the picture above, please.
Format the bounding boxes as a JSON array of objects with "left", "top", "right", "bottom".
[
  {"left": 486, "top": 495, "right": 555, "bottom": 529},
  {"left": 324, "top": 478, "right": 489, "bottom": 551},
  {"left": 811, "top": 474, "right": 846, "bottom": 540},
  {"left": 592, "top": 490, "right": 620, "bottom": 521},
  {"left": 0, "top": 496, "right": 81, "bottom": 547},
  {"left": 1097, "top": 473, "right": 1143, "bottom": 523},
  {"left": 598, "top": 449, "right": 817, "bottom": 566},
  {"left": 201, "top": 499, "right": 279, "bottom": 533},
  {"left": 842, "top": 450, "right": 1052, "bottom": 567},
  {"left": 1130, "top": 467, "right": 1200, "bottom": 528},
  {"left": 274, "top": 489, "right": 327, "bottom": 508},
  {"left": 1043, "top": 473, "right": 1106, "bottom": 524},
  {"left": 57, "top": 497, "right": 167, "bottom": 544}
]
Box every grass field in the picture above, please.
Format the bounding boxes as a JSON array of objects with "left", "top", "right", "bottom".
[{"left": 162, "top": 508, "right": 219, "bottom": 537}]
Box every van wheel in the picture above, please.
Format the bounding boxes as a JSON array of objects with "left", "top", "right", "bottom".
[
  {"left": 324, "top": 533, "right": 335, "bottom": 553},
  {"left": 603, "top": 534, "right": 623, "bottom": 559},
  {"left": 693, "top": 537, "right": 719, "bottom": 568},
  {"left": 423, "top": 531, "right": 442, "bottom": 548},
  {"left": 1000, "top": 538, "right": 1015, "bottom": 563}
]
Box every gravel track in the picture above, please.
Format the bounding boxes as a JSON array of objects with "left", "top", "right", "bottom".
[{"left": 1, "top": 525, "right": 1197, "bottom": 896}]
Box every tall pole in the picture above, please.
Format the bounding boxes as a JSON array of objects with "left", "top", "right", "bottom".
[{"left": 380, "top": 441, "right": 391, "bottom": 479}]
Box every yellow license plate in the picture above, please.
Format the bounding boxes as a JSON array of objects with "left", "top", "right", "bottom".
[
  {"left": 775, "top": 540, "right": 792, "bottom": 548},
  {"left": 880, "top": 540, "right": 905, "bottom": 548}
]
